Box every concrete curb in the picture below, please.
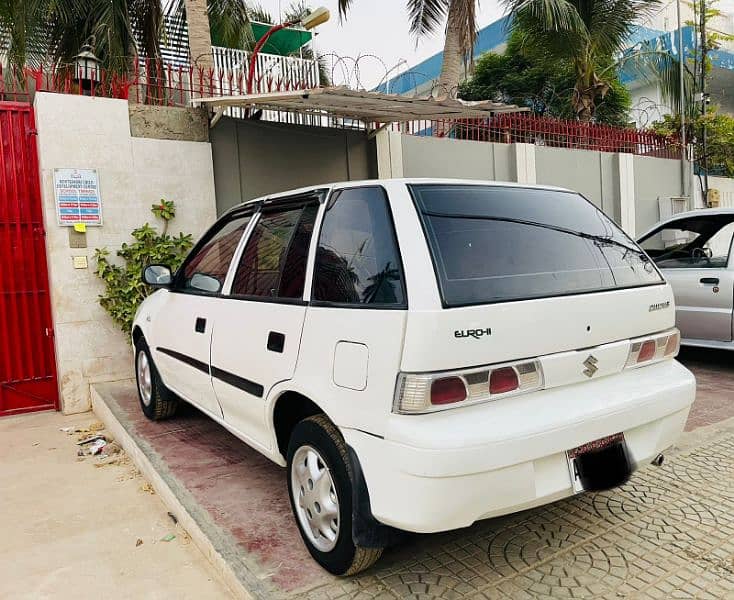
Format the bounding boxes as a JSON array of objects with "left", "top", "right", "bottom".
[{"left": 92, "top": 385, "right": 254, "bottom": 600}]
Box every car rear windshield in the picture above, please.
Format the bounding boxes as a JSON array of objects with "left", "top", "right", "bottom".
[{"left": 410, "top": 184, "right": 663, "bottom": 307}]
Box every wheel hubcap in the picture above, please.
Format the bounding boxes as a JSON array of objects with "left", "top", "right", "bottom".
[
  {"left": 136, "top": 350, "right": 152, "bottom": 407},
  {"left": 290, "top": 445, "right": 340, "bottom": 552}
]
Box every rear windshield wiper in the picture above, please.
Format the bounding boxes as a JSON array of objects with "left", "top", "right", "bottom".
[{"left": 423, "top": 211, "right": 649, "bottom": 259}]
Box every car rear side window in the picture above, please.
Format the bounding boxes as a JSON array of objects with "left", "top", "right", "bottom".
[
  {"left": 313, "top": 187, "right": 405, "bottom": 307},
  {"left": 231, "top": 203, "right": 319, "bottom": 300},
  {"left": 181, "top": 214, "right": 252, "bottom": 294},
  {"left": 410, "top": 184, "right": 663, "bottom": 307}
]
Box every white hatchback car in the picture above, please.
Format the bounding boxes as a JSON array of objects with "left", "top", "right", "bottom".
[{"left": 133, "top": 179, "right": 696, "bottom": 575}]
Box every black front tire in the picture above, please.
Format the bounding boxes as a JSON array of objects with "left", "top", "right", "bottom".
[
  {"left": 287, "top": 414, "right": 383, "bottom": 576},
  {"left": 134, "top": 339, "right": 178, "bottom": 421}
]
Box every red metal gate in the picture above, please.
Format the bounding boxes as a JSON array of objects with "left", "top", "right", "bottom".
[{"left": 0, "top": 102, "right": 58, "bottom": 416}]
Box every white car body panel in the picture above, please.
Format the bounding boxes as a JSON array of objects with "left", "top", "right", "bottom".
[
  {"left": 149, "top": 291, "right": 223, "bottom": 419},
  {"left": 134, "top": 178, "right": 696, "bottom": 535}
]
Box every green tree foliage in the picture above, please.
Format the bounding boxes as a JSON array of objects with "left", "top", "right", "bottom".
[
  {"left": 0, "top": 0, "right": 250, "bottom": 75},
  {"left": 652, "top": 111, "right": 734, "bottom": 177},
  {"left": 459, "top": 31, "right": 631, "bottom": 126},
  {"left": 94, "top": 200, "right": 193, "bottom": 335},
  {"left": 502, "top": 0, "right": 664, "bottom": 122}
]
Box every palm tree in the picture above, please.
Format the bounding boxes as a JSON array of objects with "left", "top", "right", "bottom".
[
  {"left": 338, "top": 0, "right": 478, "bottom": 98},
  {"left": 0, "top": 0, "right": 48, "bottom": 77},
  {"left": 167, "top": 0, "right": 251, "bottom": 68},
  {"left": 501, "top": 0, "right": 665, "bottom": 122}
]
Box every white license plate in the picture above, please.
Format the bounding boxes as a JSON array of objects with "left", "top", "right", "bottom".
[{"left": 566, "top": 432, "right": 625, "bottom": 493}]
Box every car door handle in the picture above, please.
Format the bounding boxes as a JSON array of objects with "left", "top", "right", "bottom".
[
  {"left": 700, "top": 277, "right": 719, "bottom": 285},
  {"left": 195, "top": 317, "right": 207, "bottom": 333},
  {"left": 267, "top": 331, "right": 285, "bottom": 353}
]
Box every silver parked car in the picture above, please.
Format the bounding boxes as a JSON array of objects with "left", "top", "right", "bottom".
[{"left": 638, "top": 208, "right": 734, "bottom": 349}]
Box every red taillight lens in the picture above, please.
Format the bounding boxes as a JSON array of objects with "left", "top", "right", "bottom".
[
  {"left": 638, "top": 340, "right": 657, "bottom": 363},
  {"left": 664, "top": 331, "right": 680, "bottom": 357},
  {"left": 489, "top": 367, "right": 519, "bottom": 394},
  {"left": 430, "top": 377, "right": 467, "bottom": 405}
]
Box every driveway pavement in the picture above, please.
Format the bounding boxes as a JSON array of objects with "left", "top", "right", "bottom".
[{"left": 88, "top": 348, "right": 734, "bottom": 599}]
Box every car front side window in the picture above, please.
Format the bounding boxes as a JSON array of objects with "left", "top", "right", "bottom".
[
  {"left": 179, "top": 213, "right": 252, "bottom": 294},
  {"left": 640, "top": 218, "right": 734, "bottom": 269}
]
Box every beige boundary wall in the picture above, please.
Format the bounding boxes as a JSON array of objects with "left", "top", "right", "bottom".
[
  {"left": 34, "top": 93, "right": 217, "bottom": 414},
  {"left": 376, "top": 130, "right": 689, "bottom": 237}
]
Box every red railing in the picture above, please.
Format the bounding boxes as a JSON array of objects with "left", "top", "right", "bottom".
[
  {"left": 0, "top": 59, "right": 315, "bottom": 107},
  {"left": 399, "top": 114, "right": 680, "bottom": 158}
]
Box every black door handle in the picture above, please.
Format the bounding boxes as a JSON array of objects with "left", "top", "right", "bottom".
[
  {"left": 195, "top": 317, "right": 207, "bottom": 333},
  {"left": 700, "top": 277, "right": 719, "bottom": 285}
]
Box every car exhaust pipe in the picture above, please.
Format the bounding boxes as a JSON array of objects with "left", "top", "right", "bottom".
[{"left": 651, "top": 453, "right": 664, "bottom": 467}]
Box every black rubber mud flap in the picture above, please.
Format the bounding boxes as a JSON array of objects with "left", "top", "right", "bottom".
[{"left": 347, "top": 446, "right": 405, "bottom": 548}]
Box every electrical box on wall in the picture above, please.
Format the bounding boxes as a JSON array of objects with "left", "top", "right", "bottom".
[
  {"left": 707, "top": 188, "right": 721, "bottom": 208},
  {"left": 658, "top": 196, "right": 688, "bottom": 220},
  {"left": 658, "top": 196, "right": 690, "bottom": 248}
]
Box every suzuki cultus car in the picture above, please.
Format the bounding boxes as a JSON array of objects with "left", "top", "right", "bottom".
[{"left": 133, "top": 179, "right": 696, "bottom": 575}]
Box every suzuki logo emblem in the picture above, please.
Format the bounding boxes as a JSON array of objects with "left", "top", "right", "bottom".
[{"left": 583, "top": 355, "right": 599, "bottom": 378}]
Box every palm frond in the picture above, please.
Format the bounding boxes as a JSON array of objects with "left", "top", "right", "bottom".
[
  {"left": 337, "top": 0, "right": 355, "bottom": 21},
  {"left": 503, "top": 0, "right": 585, "bottom": 32},
  {"left": 617, "top": 43, "right": 696, "bottom": 120},
  {"left": 407, "top": 0, "right": 449, "bottom": 38}
]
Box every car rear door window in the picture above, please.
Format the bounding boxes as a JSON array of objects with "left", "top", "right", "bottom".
[
  {"left": 231, "top": 203, "right": 319, "bottom": 299},
  {"left": 411, "top": 184, "right": 662, "bottom": 307},
  {"left": 180, "top": 213, "right": 252, "bottom": 294},
  {"left": 312, "top": 187, "right": 406, "bottom": 307}
]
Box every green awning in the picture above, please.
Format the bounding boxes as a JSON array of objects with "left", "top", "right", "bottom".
[{"left": 250, "top": 22, "right": 312, "bottom": 56}]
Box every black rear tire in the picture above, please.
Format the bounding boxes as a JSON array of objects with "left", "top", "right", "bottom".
[
  {"left": 134, "top": 339, "right": 178, "bottom": 421},
  {"left": 287, "top": 414, "right": 383, "bottom": 575}
]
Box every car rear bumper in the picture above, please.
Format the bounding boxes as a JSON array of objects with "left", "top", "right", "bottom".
[{"left": 342, "top": 360, "right": 695, "bottom": 533}]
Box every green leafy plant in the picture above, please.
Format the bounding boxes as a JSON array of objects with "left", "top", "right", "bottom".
[{"left": 94, "top": 200, "right": 193, "bottom": 335}]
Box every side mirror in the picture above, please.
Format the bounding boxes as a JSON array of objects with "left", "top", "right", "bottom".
[{"left": 143, "top": 264, "right": 173, "bottom": 287}]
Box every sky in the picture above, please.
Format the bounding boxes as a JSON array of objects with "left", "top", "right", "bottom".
[
  {"left": 255, "top": 0, "right": 507, "bottom": 88},
  {"left": 253, "top": 0, "right": 734, "bottom": 89}
]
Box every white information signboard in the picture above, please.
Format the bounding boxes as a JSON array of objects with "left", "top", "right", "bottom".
[{"left": 53, "top": 168, "right": 103, "bottom": 226}]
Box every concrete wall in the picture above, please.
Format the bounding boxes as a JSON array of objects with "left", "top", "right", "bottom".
[
  {"left": 210, "top": 117, "right": 377, "bottom": 215},
  {"left": 400, "top": 134, "right": 515, "bottom": 182},
  {"left": 34, "top": 93, "right": 217, "bottom": 414},
  {"left": 535, "top": 147, "right": 620, "bottom": 222},
  {"left": 633, "top": 155, "right": 684, "bottom": 234},
  {"left": 385, "top": 130, "right": 690, "bottom": 236},
  {"left": 128, "top": 104, "right": 209, "bottom": 142}
]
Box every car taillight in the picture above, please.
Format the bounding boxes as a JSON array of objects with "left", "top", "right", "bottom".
[
  {"left": 394, "top": 360, "right": 543, "bottom": 414},
  {"left": 489, "top": 367, "right": 518, "bottom": 394},
  {"left": 625, "top": 328, "right": 680, "bottom": 369},
  {"left": 430, "top": 377, "right": 467, "bottom": 405}
]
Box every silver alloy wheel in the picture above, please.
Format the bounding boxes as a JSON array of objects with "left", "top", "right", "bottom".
[
  {"left": 290, "top": 444, "right": 340, "bottom": 552},
  {"left": 136, "top": 350, "right": 153, "bottom": 407}
]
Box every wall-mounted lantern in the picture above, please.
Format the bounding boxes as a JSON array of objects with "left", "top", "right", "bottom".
[{"left": 73, "top": 39, "right": 102, "bottom": 95}]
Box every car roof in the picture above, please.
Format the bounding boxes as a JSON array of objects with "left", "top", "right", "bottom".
[
  {"left": 637, "top": 207, "right": 734, "bottom": 239},
  {"left": 227, "top": 178, "right": 574, "bottom": 213}
]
